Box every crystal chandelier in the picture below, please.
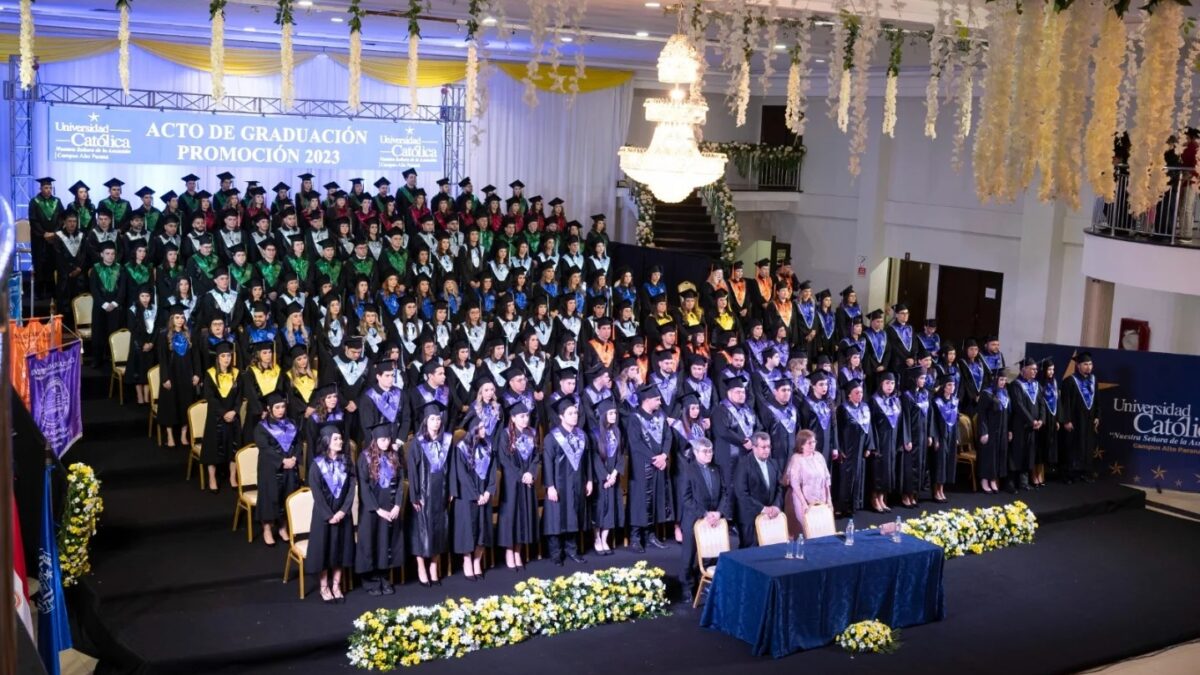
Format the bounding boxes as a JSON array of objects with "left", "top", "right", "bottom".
[{"left": 619, "top": 33, "right": 727, "bottom": 204}]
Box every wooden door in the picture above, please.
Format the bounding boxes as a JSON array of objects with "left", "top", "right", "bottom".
[
  {"left": 935, "top": 265, "right": 1004, "bottom": 346},
  {"left": 895, "top": 259, "right": 931, "bottom": 324}
]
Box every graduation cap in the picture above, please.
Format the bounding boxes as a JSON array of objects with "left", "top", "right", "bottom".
[
  {"left": 287, "top": 344, "right": 308, "bottom": 361},
  {"left": 212, "top": 171, "right": 234, "bottom": 182},
  {"left": 36, "top": 177, "right": 55, "bottom": 186},
  {"left": 401, "top": 168, "right": 418, "bottom": 180},
  {"left": 723, "top": 375, "right": 748, "bottom": 391},
  {"left": 68, "top": 180, "right": 89, "bottom": 193},
  {"left": 373, "top": 176, "right": 393, "bottom": 188},
  {"left": 297, "top": 172, "right": 315, "bottom": 181},
  {"left": 420, "top": 359, "right": 444, "bottom": 377},
  {"left": 434, "top": 177, "right": 450, "bottom": 187},
  {"left": 251, "top": 340, "right": 274, "bottom": 354},
  {"left": 134, "top": 186, "right": 155, "bottom": 198},
  {"left": 815, "top": 354, "right": 832, "bottom": 366},
  {"left": 348, "top": 177, "right": 364, "bottom": 186},
  {"left": 772, "top": 377, "right": 794, "bottom": 391},
  {"left": 196, "top": 233, "right": 215, "bottom": 247},
  {"left": 878, "top": 371, "right": 897, "bottom": 384},
  {"left": 963, "top": 338, "right": 979, "bottom": 349},
  {"left": 506, "top": 399, "right": 532, "bottom": 416},
  {"left": 779, "top": 256, "right": 792, "bottom": 266},
  {"left": 892, "top": 303, "right": 909, "bottom": 313},
  {"left": 679, "top": 287, "right": 698, "bottom": 300},
  {"left": 552, "top": 396, "right": 578, "bottom": 415},
  {"left": 271, "top": 182, "right": 290, "bottom": 193},
  {"left": 211, "top": 266, "right": 230, "bottom": 279},
  {"left": 840, "top": 286, "right": 856, "bottom": 297},
  {"left": 1017, "top": 357, "right": 1038, "bottom": 368},
  {"left": 798, "top": 279, "right": 812, "bottom": 290},
  {"left": 867, "top": 309, "right": 884, "bottom": 321},
  {"left": 617, "top": 355, "right": 640, "bottom": 372},
  {"left": 373, "top": 359, "right": 398, "bottom": 376},
  {"left": 590, "top": 213, "right": 606, "bottom": 223},
  {"left": 481, "top": 184, "right": 497, "bottom": 194},
  {"left": 807, "top": 369, "right": 829, "bottom": 384},
  {"left": 96, "top": 204, "right": 115, "bottom": 217},
  {"left": 181, "top": 173, "right": 200, "bottom": 183},
  {"left": 815, "top": 289, "right": 832, "bottom": 301},
  {"left": 840, "top": 343, "right": 862, "bottom": 359},
  {"left": 502, "top": 364, "right": 527, "bottom": 381},
  {"left": 845, "top": 378, "right": 865, "bottom": 392},
  {"left": 284, "top": 302, "right": 303, "bottom": 317},
  {"left": 924, "top": 318, "right": 938, "bottom": 328},
  {"left": 638, "top": 383, "right": 663, "bottom": 401},
  {"left": 313, "top": 383, "right": 338, "bottom": 401},
  {"left": 731, "top": 260, "right": 744, "bottom": 270},
  {"left": 458, "top": 176, "right": 473, "bottom": 188},
  {"left": 505, "top": 196, "right": 522, "bottom": 209},
  {"left": 196, "top": 190, "right": 213, "bottom": 200},
  {"left": 322, "top": 181, "right": 340, "bottom": 191},
  {"left": 264, "top": 391, "right": 288, "bottom": 408},
  {"left": 98, "top": 240, "right": 117, "bottom": 253},
  {"left": 227, "top": 243, "right": 246, "bottom": 257},
  {"left": 755, "top": 258, "right": 770, "bottom": 268},
  {"left": 508, "top": 180, "right": 525, "bottom": 189},
  {"left": 212, "top": 340, "right": 235, "bottom": 357},
  {"left": 1073, "top": 351, "right": 1093, "bottom": 364},
  {"left": 368, "top": 421, "right": 394, "bottom": 441},
  {"left": 344, "top": 336, "right": 365, "bottom": 350}
]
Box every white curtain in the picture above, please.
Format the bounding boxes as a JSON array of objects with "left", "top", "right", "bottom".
[
  {"left": 466, "top": 70, "right": 632, "bottom": 229},
  {"left": 30, "top": 46, "right": 634, "bottom": 228}
]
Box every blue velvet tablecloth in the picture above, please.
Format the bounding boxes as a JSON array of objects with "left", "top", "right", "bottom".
[{"left": 699, "top": 532, "right": 945, "bottom": 657}]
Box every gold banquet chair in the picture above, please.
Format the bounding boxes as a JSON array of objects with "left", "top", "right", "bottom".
[
  {"left": 282, "top": 487, "right": 314, "bottom": 599},
  {"left": 147, "top": 365, "right": 161, "bottom": 444},
  {"left": 801, "top": 503, "right": 837, "bottom": 539},
  {"left": 71, "top": 294, "right": 93, "bottom": 344},
  {"left": 755, "top": 513, "right": 790, "bottom": 546},
  {"left": 232, "top": 444, "right": 259, "bottom": 543},
  {"left": 108, "top": 329, "right": 131, "bottom": 405},
  {"left": 186, "top": 400, "right": 208, "bottom": 489},
  {"left": 692, "top": 518, "right": 731, "bottom": 608},
  {"left": 956, "top": 414, "right": 978, "bottom": 492}
]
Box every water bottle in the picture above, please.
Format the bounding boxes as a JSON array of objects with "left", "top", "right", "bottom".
[
  {"left": 785, "top": 534, "right": 795, "bottom": 559},
  {"left": 796, "top": 532, "right": 805, "bottom": 560},
  {"left": 845, "top": 519, "right": 855, "bottom": 546},
  {"left": 892, "top": 516, "right": 903, "bottom": 543}
]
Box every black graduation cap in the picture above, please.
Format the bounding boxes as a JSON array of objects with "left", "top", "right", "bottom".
[
  {"left": 679, "top": 288, "right": 698, "bottom": 300},
  {"left": 815, "top": 354, "right": 832, "bottom": 366},
  {"left": 297, "top": 172, "right": 315, "bottom": 181},
  {"left": 196, "top": 190, "right": 213, "bottom": 200},
  {"left": 1073, "top": 351, "right": 1093, "bottom": 364},
  {"left": 508, "top": 180, "right": 525, "bottom": 189},
  {"left": 638, "top": 383, "right": 663, "bottom": 400},
  {"left": 435, "top": 177, "right": 450, "bottom": 187},
  {"left": 840, "top": 286, "right": 856, "bottom": 297},
  {"left": 924, "top": 318, "right": 937, "bottom": 328},
  {"left": 845, "top": 378, "right": 865, "bottom": 391},
  {"left": 264, "top": 391, "right": 288, "bottom": 408},
  {"left": 96, "top": 204, "right": 114, "bottom": 217},
  {"left": 211, "top": 266, "right": 229, "bottom": 279},
  {"left": 288, "top": 344, "right": 308, "bottom": 360},
  {"left": 251, "top": 340, "right": 274, "bottom": 354},
  {"left": 590, "top": 213, "right": 606, "bottom": 223},
  {"left": 313, "top": 382, "right": 338, "bottom": 401},
  {"left": 196, "top": 233, "right": 214, "bottom": 246},
  {"left": 723, "top": 375, "right": 747, "bottom": 390},
  {"left": 677, "top": 390, "right": 702, "bottom": 408},
  {"left": 181, "top": 173, "right": 200, "bottom": 183},
  {"left": 98, "top": 240, "right": 117, "bottom": 253},
  {"left": 506, "top": 399, "right": 532, "bottom": 416},
  {"left": 840, "top": 343, "right": 862, "bottom": 359},
  {"left": 344, "top": 335, "right": 365, "bottom": 350},
  {"left": 458, "top": 176, "right": 472, "bottom": 188},
  {"left": 213, "top": 340, "right": 235, "bottom": 356},
  {"left": 755, "top": 258, "right": 770, "bottom": 268},
  {"left": 798, "top": 279, "right": 812, "bottom": 290},
  {"left": 421, "top": 359, "right": 444, "bottom": 376},
  {"left": 367, "top": 421, "right": 394, "bottom": 441},
  {"left": 807, "top": 369, "right": 829, "bottom": 384},
  {"left": 815, "top": 289, "right": 832, "bottom": 301},
  {"left": 731, "top": 260, "right": 744, "bottom": 270},
  {"left": 879, "top": 371, "right": 897, "bottom": 383},
  {"left": 36, "top": 177, "right": 54, "bottom": 186},
  {"left": 772, "top": 377, "right": 793, "bottom": 391},
  {"left": 552, "top": 396, "right": 578, "bottom": 415},
  {"left": 323, "top": 181, "right": 340, "bottom": 191},
  {"left": 548, "top": 197, "right": 563, "bottom": 207},
  {"left": 779, "top": 257, "right": 792, "bottom": 266},
  {"left": 617, "top": 355, "right": 640, "bottom": 372},
  {"left": 867, "top": 309, "right": 884, "bottom": 321},
  {"left": 481, "top": 184, "right": 497, "bottom": 194},
  {"left": 271, "top": 182, "right": 290, "bottom": 193},
  {"left": 502, "top": 364, "right": 529, "bottom": 382},
  {"left": 227, "top": 243, "right": 246, "bottom": 256},
  {"left": 963, "top": 338, "right": 978, "bottom": 349},
  {"left": 374, "top": 176, "right": 393, "bottom": 188},
  {"left": 250, "top": 300, "right": 271, "bottom": 314},
  {"left": 348, "top": 177, "right": 364, "bottom": 186},
  {"left": 892, "top": 303, "right": 908, "bottom": 313},
  {"left": 134, "top": 186, "right": 155, "bottom": 198},
  {"left": 402, "top": 168, "right": 418, "bottom": 179},
  {"left": 285, "top": 302, "right": 303, "bottom": 316},
  {"left": 373, "top": 359, "right": 398, "bottom": 375},
  {"left": 69, "top": 180, "right": 89, "bottom": 193},
  {"left": 213, "top": 171, "right": 234, "bottom": 182}
]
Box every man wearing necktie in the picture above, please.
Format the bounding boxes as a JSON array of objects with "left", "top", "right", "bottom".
[
  {"left": 733, "top": 432, "right": 784, "bottom": 547},
  {"left": 679, "top": 439, "right": 731, "bottom": 593}
]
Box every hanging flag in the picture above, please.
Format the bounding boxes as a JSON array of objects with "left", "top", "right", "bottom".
[
  {"left": 27, "top": 341, "right": 83, "bottom": 458},
  {"left": 11, "top": 495, "right": 33, "bottom": 639},
  {"left": 37, "top": 464, "right": 72, "bottom": 675}
]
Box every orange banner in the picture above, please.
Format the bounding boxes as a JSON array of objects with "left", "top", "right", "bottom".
[{"left": 10, "top": 317, "right": 63, "bottom": 409}]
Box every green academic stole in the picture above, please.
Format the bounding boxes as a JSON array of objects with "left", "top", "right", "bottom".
[
  {"left": 213, "top": 192, "right": 228, "bottom": 212},
  {"left": 193, "top": 253, "right": 218, "bottom": 279},
  {"left": 288, "top": 256, "right": 310, "bottom": 281},
  {"left": 144, "top": 209, "right": 162, "bottom": 233},
  {"left": 125, "top": 263, "right": 150, "bottom": 286},
  {"left": 316, "top": 259, "right": 343, "bottom": 285},
  {"left": 180, "top": 192, "right": 199, "bottom": 214},
  {"left": 383, "top": 249, "right": 408, "bottom": 277},
  {"left": 350, "top": 257, "right": 374, "bottom": 278},
  {"left": 102, "top": 198, "right": 128, "bottom": 224},
  {"left": 230, "top": 264, "right": 253, "bottom": 288},
  {"left": 480, "top": 230, "right": 493, "bottom": 254},
  {"left": 518, "top": 197, "right": 528, "bottom": 215},
  {"left": 34, "top": 196, "right": 60, "bottom": 224},
  {"left": 95, "top": 263, "right": 120, "bottom": 293},
  {"left": 76, "top": 207, "right": 93, "bottom": 231},
  {"left": 525, "top": 232, "right": 541, "bottom": 254},
  {"left": 273, "top": 198, "right": 290, "bottom": 213},
  {"left": 399, "top": 186, "right": 417, "bottom": 205},
  {"left": 258, "top": 260, "right": 282, "bottom": 287}
]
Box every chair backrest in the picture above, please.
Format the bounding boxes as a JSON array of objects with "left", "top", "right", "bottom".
[
  {"left": 235, "top": 444, "right": 259, "bottom": 490},
  {"left": 694, "top": 518, "right": 731, "bottom": 560},
  {"left": 147, "top": 366, "right": 161, "bottom": 405},
  {"left": 187, "top": 400, "right": 208, "bottom": 444},
  {"left": 109, "top": 329, "right": 131, "bottom": 367},
  {"left": 956, "top": 414, "right": 974, "bottom": 452},
  {"left": 286, "top": 488, "right": 314, "bottom": 541},
  {"left": 802, "top": 503, "right": 837, "bottom": 539},
  {"left": 72, "top": 294, "right": 93, "bottom": 327},
  {"left": 755, "top": 513, "right": 790, "bottom": 546}
]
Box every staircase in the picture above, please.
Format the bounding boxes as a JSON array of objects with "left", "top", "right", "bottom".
[{"left": 652, "top": 192, "right": 722, "bottom": 259}]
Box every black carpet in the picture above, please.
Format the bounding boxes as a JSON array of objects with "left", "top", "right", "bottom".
[{"left": 67, "top": 367, "right": 1199, "bottom": 675}]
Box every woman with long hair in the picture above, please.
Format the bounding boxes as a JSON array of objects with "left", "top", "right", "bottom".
[
  {"left": 461, "top": 379, "right": 503, "bottom": 441},
  {"left": 495, "top": 401, "right": 539, "bottom": 570},
  {"left": 355, "top": 422, "right": 405, "bottom": 596},
  {"left": 976, "top": 371, "right": 1011, "bottom": 495},
  {"left": 867, "top": 372, "right": 906, "bottom": 513},
  {"left": 126, "top": 284, "right": 159, "bottom": 405},
  {"left": 254, "top": 392, "right": 302, "bottom": 547},
  {"left": 589, "top": 399, "right": 625, "bottom": 555},
  {"left": 1034, "top": 358, "right": 1062, "bottom": 488},
  {"left": 899, "top": 366, "right": 931, "bottom": 508},
  {"left": 201, "top": 341, "right": 240, "bottom": 492},
  {"left": 452, "top": 418, "right": 497, "bottom": 580},
  {"left": 277, "top": 303, "right": 310, "bottom": 363},
  {"left": 317, "top": 293, "right": 348, "bottom": 369},
  {"left": 307, "top": 425, "right": 356, "bottom": 603},
  {"left": 240, "top": 341, "right": 284, "bottom": 445},
  {"left": 929, "top": 375, "right": 960, "bottom": 503},
  {"left": 155, "top": 304, "right": 197, "bottom": 448},
  {"left": 356, "top": 303, "right": 387, "bottom": 358},
  {"left": 406, "top": 402, "right": 452, "bottom": 586},
  {"left": 285, "top": 345, "right": 318, "bottom": 423}
]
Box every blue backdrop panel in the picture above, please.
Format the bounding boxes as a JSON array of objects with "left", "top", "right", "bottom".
[{"left": 1026, "top": 342, "right": 1200, "bottom": 493}]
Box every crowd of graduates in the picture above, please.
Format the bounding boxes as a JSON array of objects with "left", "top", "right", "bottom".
[{"left": 27, "top": 168, "right": 1102, "bottom": 601}]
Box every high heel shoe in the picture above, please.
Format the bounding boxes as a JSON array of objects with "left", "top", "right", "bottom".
[
  {"left": 418, "top": 580, "right": 431, "bottom": 588},
  {"left": 319, "top": 587, "right": 334, "bottom": 604},
  {"left": 433, "top": 579, "right": 442, "bottom": 587}
]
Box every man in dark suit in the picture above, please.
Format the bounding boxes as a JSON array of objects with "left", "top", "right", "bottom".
[
  {"left": 679, "top": 438, "right": 732, "bottom": 592},
  {"left": 733, "top": 431, "right": 784, "bottom": 547}
]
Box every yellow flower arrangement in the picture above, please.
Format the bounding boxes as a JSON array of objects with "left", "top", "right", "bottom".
[
  {"left": 895, "top": 500, "right": 1036, "bottom": 559},
  {"left": 836, "top": 619, "right": 898, "bottom": 654},
  {"left": 347, "top": 562, "right": 669, "bottom": 669},
  {"left": 59, "top": 463, "right": 104, "bottom": 587}
]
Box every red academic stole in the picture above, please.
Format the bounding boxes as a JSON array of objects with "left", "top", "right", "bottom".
[{"left": 487, "top": 213, "right": 503, "bottom": 232}]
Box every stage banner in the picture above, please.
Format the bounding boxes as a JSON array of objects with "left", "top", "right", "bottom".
[
  {"left": 1026, "top": 342, "right": 1200, "bottom": 493},
  {"left": 47, "top": 105, "right": 444, "bottom": 173},
  {"left": 10, "top": 317, "right": 64, "bottom": 409},
  {"left": 26, "top": 341, "right": 83, "bottom": 459}
]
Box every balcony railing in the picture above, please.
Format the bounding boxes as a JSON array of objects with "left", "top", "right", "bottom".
[
  {"left": 1090, "top": 166, "right": 1200, "bottom": 247},
  {"left": 700, "top": 142, "right": 805, "bottom": 192}
]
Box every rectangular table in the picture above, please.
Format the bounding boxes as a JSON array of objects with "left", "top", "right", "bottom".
[{"left": 699, "top": 532, "right": 945, "bottom": 658}]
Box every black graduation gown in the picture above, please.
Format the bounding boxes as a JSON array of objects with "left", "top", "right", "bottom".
[
  {"left": 1037, "top": 380, "right": 1062, "bottom": 466},
  {"left": 798, "top": 395, "right": 838, "bottom": 467},
  {"left": 304, "top": 457, "right": 357, "bottom": 573},
  {"left": 957, "top": 358, "right": 987, "bottom": 418},
  {"left": 886, "top": 322, "right": 923, "bottom": 373},
  {"left": 321, "top": 355, "right": 370, "bottom": 442},
  {"left": 835, "top": 402, "right": 874, "bottom": 513},
  {"left": 355, "top": 451, "right": 406, "bottom": 575},
  {"left": 52, "top": 232, "right": 89, "bottom": 327},
  {"left": 1007, "top": 379, "right": 1045, "bottom": 474},
  {"left": 541, "top": 426, "right": 590, "bottom": 535},
  {"left": 405, "top": 433, "right": 452, "bottom": 558},
  {"left": 712, "top": 400, "right": 759, "bottom": 490},
  {"left": 125, "top": 304, "right": 159, "bottom": 385},
  {"left": 154, "top": 330, "right": 196, "bottom": 426},
  {"left": 929, "top": 396, "right": 960, "bottom": 485},
  {"left": 89, "top": 263, "right": 124, "bottom": 364},
  {"left": 975, "top": 388, "right": 1010, "bottom": 481},
  {"left": 862, "top": 330, "right": 890, "bottom": 391},
  {"left": 623, "top": 408, "right": 674, "bottom": 528},
  {"left": 200, "top": 368, "right": 241, "bottom": 465},
  {"left": 495, "top": 428, "right": 540, "bottom": 548},
  {"left": 357, "top": 384, "right": 404, "bottom": 442},
  {"left": 900, "top": 391, "right": 931, "bottom": 495},
  {"left": 253, "top": 418, "right": 303, "bottom": 523},
  {"left": 813, "top": 311, "right": 839, "bottom": 360},
  {"left": 868, "top": 394, "right": 907, "bottom": 494},
  {"left": 451, "top": 436, "right": 498, "bottom": 554},
  {"left": 241, "top": 367, "right": 286, "bottom": 445},
  {"left": 589, "top": 427, "right": 626, "bottom": 530},
  {"left": 1059, "top": 374, "right": 1100, "bottom": 473},
  {"left": 760, "top": 399, "right": 800, "bottom": 475}
]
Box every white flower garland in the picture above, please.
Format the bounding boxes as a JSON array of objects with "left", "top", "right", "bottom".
[
  {"left": 1175, "top": 32, "right": 1200, "bottom": 144},
  {"left": 466, "top": 41, "right": 479, "bottom": 118},
  {"left": 407, "top": 33, "right": 419, "bottom": 116},
  {"left": 784, "top": 15, "right": 812, "bottom": 135},
  {"left": 630, "top": 180, "right": 657, "bottom": 247},
  {"left": 735, "top": 61, "right": 751, "bottom": 127},
  {"left": 972, "top": 0, "right": 1018, "bottom": 202},
  {"left": 883, "top": 72, "right": 898, "bottom": 138},
  {"left": 1128, "top": 3, "right": 1185, "bottom": 216},
  {"left": 281, "top": 22, "right": 295, "bottom": 109},
  {"left": 759, "top": 0, "right": 780, "bottom": 95},
  {"left": 565, "top": 0, "right": 588, "bottom": 106},
  {"left": 924, "top": 0, "right": 950, "bottom": 139},
  {"left": 837, "top": 70, "right": 852, "bottom": 133},
  {"left": 1006, "top": 0, "right": 1045, "bottom": 193},
  {"left": 699, "top": 178, "right": 740, "bottom": 265},
  {"left": 828, "top": 0, "right": 850, "bottom": 122},
  {"left": 1116, "top": 20, "right": 1144, "bottom": 134},
  {"left": 523, "top": 0, "right": 549, "bottom": 108},
  {"left": 1032, "top": 5, "right": 1067, "bottom": 202},
  {"left": 1050, "top": 0, "right": 1098, "bottom": 210},
  {"left": 951, "top": 40, "right": 975, "bottom": 173},
  {"left": 18, "top": 0, "right": 34, "bottom": 90},
  {"left": 347, "top": 0, "right": 363, "bottom": 111},
  {"left": 210, "top": 1, "right": 226, "bottom": 103},
  {"left": 848, "top": 1, "right": 880, "bottom": 177},
  {"left": 1085, "top": 10, "right": 1126, "bottom": 202},
  {"left": 118, "top": 0, "right": 131, "bottom": 96}
]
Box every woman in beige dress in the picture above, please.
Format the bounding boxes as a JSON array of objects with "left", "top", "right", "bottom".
[{"left": 784, "top": 429, "right": 833, "bottom": 537}]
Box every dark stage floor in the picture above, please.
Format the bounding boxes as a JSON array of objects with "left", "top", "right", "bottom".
[{"left": 66, "top": 368, "right": 1200, "bottom": 675}]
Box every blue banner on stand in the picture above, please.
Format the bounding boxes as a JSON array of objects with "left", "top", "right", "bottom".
[
  {"left": 27, "top": 342, "right": 84, "bottom": 458},
  {"left": 1026, "top": 342, "right": 1200, "bottom": 493},
  {"left": 47, "top": 105, "right": 444, "bottom": 173}
]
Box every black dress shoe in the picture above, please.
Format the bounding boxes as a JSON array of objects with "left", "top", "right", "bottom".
[
  {"left": 419, "top": 580, "right": 431, "bottom": 588},
  {"left": 553, "top": 558, "right": 565, "bottom": 566},
  {"left": 567, "top": 553, "right": 587, "bottom": 564},
  {"left": 381, "top": 584, "right": 395, "bottom": 595},
  {"left": 433, "top": 580, "right": 442, "bottom": 587},
  {"left": 603, "top": 549, "right": 615, "bottom": 556},
  {"left": 647, "top": 536, "right": 668, "bottom": 550},
  {"left": 367, "top": 587, "right": 383, "bottom": 596},
  {"left": 631, "top": 542, "right": 645, "bottom": 554}
]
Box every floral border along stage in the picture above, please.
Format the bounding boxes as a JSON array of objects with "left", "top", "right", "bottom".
[
  {"left": 836, "top": 619, "right": 899, "bottom": 654},
  {"left": 348, "top": 561, "right": 669, "bottom": 669},
  {"left": 59, "top": 463, "right": 104, "bottom": 587},
  {"left": 899, "top": 500, "right": 1037, "bottom": 559}
]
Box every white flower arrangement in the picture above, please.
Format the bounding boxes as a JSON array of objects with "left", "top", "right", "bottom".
[
  {"left": 784, "top": 15, "right": 812, "bottom": 136},
  {"left": 848, "top": 1, "right": 880, "bottom": 177},
  {"left": 629, "top": 180, "right": 657, "bottom": 247},
  {"left": 837, "top": 70, "right": 852, "bottom": 133},
  {"left": 1032, "top": 5, "right": 1067, "bottom": 202},
  {"left": 348, "top": 0, "right": 364, "bottom": 111},
  {"left": 735, "top": 60, "right": 751, "bottom": 128},
  {"left": 924, "top": 0, "right": 951, "bottom": 140},
  {"left": 699, "top": 178, "right": 740, "bottom": 265},
  {"left": 836, "top": 620, "right": 899, "bottom": 654},
  {"left": 699, "top": 141, "right": 806, "bottom": 180},
  {"left": 347, "top": 562, "right": 668, "bottom": 669},
  {"left": 276, "top": 0, "right": 296, "bottom": 110},
  {"left": 1116, "top": 20, "right": 1144, "bottom": 134},
  {"left": 1050, "top": 0, "right": 1098, "bottom": 211},
  {"left": 523, "top": 0, "right": 548, "bottom": 108},
  {"left": 18, "top": 0, "right": 34, "bottom": 90},
  {"left": 759, "top": 0, "right": 780, "bottom": 95},
  {"left": 1176, "top": 33, "right": 1200, "bottom": 148},
  {"left": 950, "top": 28, "right": 976, "bottom": 174},
  {"left": 210, "top": 1, "right": 226, "bottom": 103},
  {"left": 828, "top": 0, "right": 851, "bottom": 123},
  {"left": 1127, "top": 2, "right": 1185, "bottom": 216},
  {"left": 972, "top": 0, "right": 1018, "bottom": 202},
  {"left": 882, "top": 27, "right": 903, "bottom": 139},
  {"left": 465, "top": 41, "right": 479, "bottom": 118},
  {"left": 407, "top": 36, "right": 419, "bottom": 116},
  {"left": 117, "top": 0, "right": 131, "bottom": 96},
  {"left": 59, "top": 463, "right": 104, "bottom": 587},
  {"left": 1085, "top": 10, "right": 1126, "bottom": 202},
  {"left": 1007, "top": 1, "right": 1046, "bottom": 192},
  {"left": 897, "top": 500, "right": 1037, "bottom": 559}
]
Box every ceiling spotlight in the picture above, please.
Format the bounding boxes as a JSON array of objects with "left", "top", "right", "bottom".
[
  {"left": 561, "top": 36, "right": 573, "bottom": 42},
  {"left": 645, "top": 2, "right": 662, "bottom": 7},
  {"left": 774, "top": 44, "right": 786, "bottom": 50},
  {"left": 244, "top": 27, "right": 257, "bottom": 32},
  {"left": 330, "top": 16, "right": 343, "bottom": 22},
  {"left": 297, "top": 0, "right": 313, "bottom": 7},
  {"left": 636, "top": 31, "right": 650, "bottom": 37},
  {"left": 814, "top": 58, "right": 826, "bottom": 63},
  {"left": 482, "top": 16, "right": 497, "bottom": 26},
  {"left": 814, "top": 20, "right": 834, "bottom": 26}
]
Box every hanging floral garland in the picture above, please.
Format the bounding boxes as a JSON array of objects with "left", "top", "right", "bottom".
[
  {"left": 1084, "top": 8, "right": 1126, "bottom": 202},
  {"left": 759, "top": 0, "right": 780, "bottom": 95},
  {"left": 629, "top": 180, "right": 657, "bottom": 247},
  {"left": 972, "top": 0, "right": 1019, "bottom": 202},
  {"left": 1031, "top": 3, "right": 1067, "bottom": 201},
  {"left": 1005, "top": 0, "right": 1046, "bottom": 194},
  {"left": 882, "top": 27, "right": 903, "bottom": 139},
  {"left": 827, "top": 0, "right": 851, "bottom": 124},
  {"left": 784, "top": 16, "right": 812, "bottom": 136},
  {"left": 1049, "top": 0, "right": 1099, "bottom": 210},
  {"left": 1127, "top": 1, "right": 1186, "bottom": 216},
  {"left": 685, "top": 0, "right": 709, "bottom": 103},
  {"left": 276, "top": 0, "right": 295, "bottom": 110},
  {"left": 924, "top": 0, "right": 951, "bottom": 139},
  {"left": 1115, "top": 20, "right": 1144, "bottom": 134},
  {"left": 209, "top": 0, "right": 226, "bottom": 103},
  {"left": 950, "top": 5, "right": 977, "bottom": 174},
  {"left": 18, "top": 0, "right": 34, "bottom": 90},
  {"left": 848, "top": 1, "right": 880, "bottom": 177},
  {"left": 699, "top": 179, "right": 740, "bottom": 265},
  {"left": 547, "top": 0, "right": 568, "bottom": 93},
  {"left": 348, "top": 0, "right": 364, "bottom": 111},
  {"left": 836, "top": 12, "right": 859, "bottom": 134},
  {"left": 721, "top": 0, "right": 756, "bottom": 128},
  {"left": 117, "top": 0, "right": 131, "bottom": 95},
  {"left": 1175, "top": 30, "right": 1200, "bottom": 146},
  {"left": 406, "top": 0, "right": 422, "bottom": 116},
  {"left": 524, "top": 0, "right": 549, "bottom": 108},
  {"left": 465, "top": 0, "right": 486, "bottom": 119}
]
